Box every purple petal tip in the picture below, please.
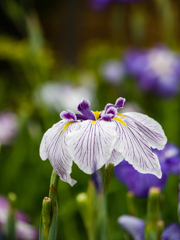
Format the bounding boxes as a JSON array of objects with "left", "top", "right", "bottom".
[
  {"left": 60, "top": 110, "right": 76, "bottom": 121},
  {"left": 77, "top": 99, "right": 90, "bottom": 111},
  {"left": 115, "top": 97, "right": 126, "bottom": 109}
]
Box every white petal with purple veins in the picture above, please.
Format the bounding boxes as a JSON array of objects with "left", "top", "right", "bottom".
[
  {"left": 40, "top": 120, "right": 80, "bottom": 186},
  {"left": 66, "top": 120, "right": 117, "bottom": 174},
  {"left": 123, "top": 112, "right": 167, "bottom": 150},
  {"left": 113, "top": 118, "right": 162, "bottom": 178}
]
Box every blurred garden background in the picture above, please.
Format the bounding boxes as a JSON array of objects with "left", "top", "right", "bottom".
[{"left": 0, "top": 0, "right": 180, "bottom": 239}]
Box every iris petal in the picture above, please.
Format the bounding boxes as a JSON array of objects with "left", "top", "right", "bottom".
[
  {"left": 66, "top": 120, "right": 117, "bottom": 174},
  {"left": 40, "top": 120, "right": 79, "bottom": 186},
  {"left": 162, "top": 223, "right": 180, "bottom": 240},
  {"left": 123, "top": 112, "right": 167, "bottom": 150},
  {"left": 118, "top": 215, "right": 145, "bottom": 240},
  {"left": 113, "top": 118, "right": 162, "bottom": 178}
]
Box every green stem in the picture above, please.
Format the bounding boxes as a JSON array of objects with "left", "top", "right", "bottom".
[
  {"left": 127, "top": 191, "right": 136, "bottom": 216},
  {"left": 40, "top": 169, "right": 59, "bottom": 240},
  {"left": 6, "top": 193, "right": 17, "bottom": 240},
  {"left": 42, "top": 197, "right": 51, "bottom": 240},
  {"left": 49, "top": 170, "right": 59, "bottom": 211}
]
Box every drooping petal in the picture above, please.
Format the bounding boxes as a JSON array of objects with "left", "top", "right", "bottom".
[
  {"left": 162, "top": 223, "right": 180, "bottom": 240},
  {"left": 118, "top": 215, "right": 145, "bottom": 240},
  {"left": 123, "top": 112, "right": 167, "bottom": 150},
  {"left": 40, "top": 120, "right": 80, "bottom": 186},
  {"left": 66, "top": 120, "right": 117, "bottom": 174},
  {"left": 113, "top": 118, "right": 162, "bottom": 178}
]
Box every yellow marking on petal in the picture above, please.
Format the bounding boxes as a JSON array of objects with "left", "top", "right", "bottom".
[
  {"left": 117, "top": 113, "right": 126, "bottom": 118},
  {"left": 92, "top": 120, "right": 96, "bottom": 126},
  {"left": 113, "top": 118, "right": 127, "bottom": 128},
  {"left": 61, "top": 121, "right": 75, "bottom": 135},
  {"left": 93, "top": 111, "right": 101, "bottom": 120}
]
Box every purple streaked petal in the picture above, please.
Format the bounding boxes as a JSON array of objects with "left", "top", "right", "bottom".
[
  {"left": 113, "top": 118, "right": 162, "bottom": 178},
  {"left": 60, "top": 110, "right": 77, "bottom": 121},
  {"left": 123, "top": 112, "right": 167, "bottom": 150},
  {"left": 162, "top": 223, "right": 180, "bottom": 240},
  {"left": 66, "top": 120, "right": 117, "bottom": 174},
  {"left": 77, "top": 99, "right": 96, "bottom": 120},
  {"left": 39, "top": 120, "right": 80, "bottom": 186},
  {"left": 118, "top": 215, "right": 145, "bottom": 240},
  {"left": 115, "top": 97, "right": 126, "bottom": 109}
]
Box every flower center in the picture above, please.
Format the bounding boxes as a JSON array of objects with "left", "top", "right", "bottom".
[{"left": 93, "top": 111, "right": 101, "bottom": 120}]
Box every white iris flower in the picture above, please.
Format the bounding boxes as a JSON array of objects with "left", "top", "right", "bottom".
[{"left": 40, "top": 97, "right": 167, "bottom": 186}]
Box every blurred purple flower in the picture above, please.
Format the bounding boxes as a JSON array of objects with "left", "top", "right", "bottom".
[
  {"left": 125, "top": 47, "right": 180, "bottom": 97},
  {"left": 0, "top": 112, "right": 18, "bottom": 145},
  {"left": 114, "top": 143, "right": 180, "bottom": 197},
  {"left": 99, "top": 60, "right": 126, "bottom": 84},
  {"left": 118, "top": 215, "right": 144, "bottom": 240},
  {"left": 162, "top": 223, "right": 180, "bottom": 240},
  {"left": 0, "top": 196, "right": 38, "bottom": 240},
  {"left": 90, "top": 0, "right": 143, "bottom": 10},
  {"left": 118, "top": 215, "right": 180, "bottom": 240}
]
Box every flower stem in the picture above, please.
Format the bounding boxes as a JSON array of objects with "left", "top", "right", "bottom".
[
  {"left": 49, "top": 169, "right": 59, "bottom": 209},
  {"left": 6, "top": 193, "right": 17, "bottom": 240},
  {"left": 40, "top": 169, "right": 59, "bottom": 240},
  {"left": 145, "top": 187, "right": 162, "bottom": 240}
]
